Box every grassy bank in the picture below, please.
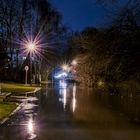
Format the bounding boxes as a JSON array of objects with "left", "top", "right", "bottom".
[
  {"left": 1, "top": 83, "right": 37, "bottom": 93},
  {"left": 0, "top": 102, "right": 17, "bottom": 121}
]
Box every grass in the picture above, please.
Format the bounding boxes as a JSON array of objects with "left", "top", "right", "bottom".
[
  {"left": 0, "top": 83, "right": 38, "bottom": 121},
  {"left": 0, "top": 102, "right": 17, "bottom": 121},
  {"left": 1, "top": 83, "right": 37, "bottom": 93}
]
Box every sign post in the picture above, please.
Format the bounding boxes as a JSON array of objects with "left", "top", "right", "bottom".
[{"left": 25, "top": 66, "right": 29, "bottom": 85}]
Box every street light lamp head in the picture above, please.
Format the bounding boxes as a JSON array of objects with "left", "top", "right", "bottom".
[
  {"left": 72, "top": 60, "right": 77, "bottom": 66},
  {"left": 62, "top": 64, "right": 69, "bottom": 71},
  {"left": 27, "top": 42, "right": 36, "bottom": 52}
]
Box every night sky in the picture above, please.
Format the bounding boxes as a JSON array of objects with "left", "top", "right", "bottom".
[{"left": 51, "top": 0, "right": 128, "bottom": 31}]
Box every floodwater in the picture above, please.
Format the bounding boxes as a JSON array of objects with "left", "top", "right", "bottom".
[{"left": 0, "top": 82, "right": 140, "bottom": 140}]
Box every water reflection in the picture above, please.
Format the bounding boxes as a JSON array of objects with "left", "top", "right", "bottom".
[
  {"left": 26, "top": 97, "right": 38, "bottom": 139},
  {"left": 63, "top": 88, "right": 67, "bottom": 110},
  {"left": 28, "top": 119, "right": 34, "bottom": 133},
  {"left": 59, "top": 80, "right": 67, "bottom": 110},
  {"left": 71, "top": 84, "right": 77, "bottom": 113},
  {"left": 59, "top": 80, "right": 67, "bottom": 88},
  {"left": 58, "top": 81, "right": 77, "bottom": 113},
  {"left": 27, "top": 118, "right": 37, "bottom": 140}
]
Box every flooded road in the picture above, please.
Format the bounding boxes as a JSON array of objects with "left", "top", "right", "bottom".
[{"left": 0, "top": 83, "right": 140, "bottom": 140}]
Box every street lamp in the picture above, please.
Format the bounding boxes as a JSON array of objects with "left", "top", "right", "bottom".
[
  {"left": 71, "top": 60, "right": 77, "bottom": 66},
  {"left": 62, "top": 64, "right": 69, "bottom": 71},
  {"left": 27, "top": 42, "right": 36, "bottom": 52},
  {"left": 27, "top": 42, "right": 36, "bottom": 85}
]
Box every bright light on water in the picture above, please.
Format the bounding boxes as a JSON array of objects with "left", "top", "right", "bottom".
[
  {"left": 72, "top": 84, "right": 77, "bottom": 112},
  {"left": 63, "top": 88, "right": 67, "bottom": 110},
  {"left": 59, "top": 80, "right": 67, "bottom": 88},
  {"left": 27, "top": 118, "right": 37, "bottom": 140},
  {"left": 58, "top": 80, "right": 67, "bottom": 110},
  {"left": 28, "top": 119, "right": 34, "bottom": 133}
]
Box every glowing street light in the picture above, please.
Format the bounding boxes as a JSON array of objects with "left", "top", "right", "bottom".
[
  {"left": 62, "top": 64, "right": 69, "bottom": 71},
  {"left": 71, "top": 60, "right": 77, "bottom": 66},
  {"left": 21, "top": 33, "right": 43, "bottom": 85},
  {"left": 27, "top": 42, "right": 36, "bottom": 52}
]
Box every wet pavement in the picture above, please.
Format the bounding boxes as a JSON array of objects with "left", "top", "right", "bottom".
[{"left": 0, "top": 83, "right": 140, "bottom": 140}]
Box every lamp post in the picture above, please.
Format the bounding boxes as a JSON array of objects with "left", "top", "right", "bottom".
[
  {"left": 25, "top": 65, "right": 29, "bottom": 85},
  {"left": 27, "top": 42, "right": 36, "bottom": 85}
]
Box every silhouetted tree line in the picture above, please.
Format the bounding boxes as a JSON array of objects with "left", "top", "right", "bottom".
[
  {"left": 0, "top": 0, "right": 69, "bottom": 82},
  {"left": 70, "top": 8, "right": 140, "bottom": 87}
]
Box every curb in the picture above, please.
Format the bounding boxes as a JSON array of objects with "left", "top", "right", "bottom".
[{"left": 25, "top": 87, "right": 41, "bottom": 95}]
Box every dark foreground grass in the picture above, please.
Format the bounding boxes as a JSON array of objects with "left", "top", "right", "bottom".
[{"left": 0, "top": 102, "right": 17, "bottom": 121}]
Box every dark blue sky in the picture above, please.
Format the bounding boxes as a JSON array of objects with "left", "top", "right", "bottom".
[{"left": 51, "top": 0, "right": 128, "bottom": 31}]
